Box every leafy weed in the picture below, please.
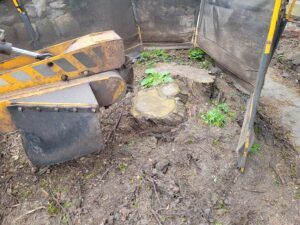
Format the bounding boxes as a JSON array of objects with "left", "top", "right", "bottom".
[
  {"left": 118, "top": 162, "right": 128, "bottom": 174},
  {"left": 200, "top": 103, "right": 233, "bottom": 127},
  {"left": 47, "top": 201, "right": 60, "bottom": 215},
  {"left": 188, "top": 48, "right": 205, "bottom": 60},
  {"left": 138, "top": 49, "right": 171, "bottom": 66},
  {"left": 199, "top": 60, "right": 211, "bottom": 70},
  {"left": 250, "top": 143, "right": 261, "bottom": 155},
  {"left": 141, "top": 68, "right": 173, "bottom": 88}
]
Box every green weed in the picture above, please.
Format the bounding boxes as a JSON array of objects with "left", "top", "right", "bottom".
[
  {"left": 83, "top": 172, "right": 95, "bottom": 180},
  {"left": 188, "top": 48, "right": 205, "bottom": 60},
  {"left": 212, "top": 138, "right": 220, "bottom": 146},
  {"left": 127, "top": 140, "right": 136, "bottom": 147},
  {"left": 19, "top": 190, "right": 32, "bottom": 200},
  {"left": 200, "top": 103, "right": 233, "bottom": 127},
  {"left": 214, "top": 220, "right": 223, "bottom": 225},
  {"left": 138, "top": 49, "right": 171, "bottom": 66},
  {"left": 132, "top": 200, "right": 139, "bottom": 208},
  {"left": 47, "top": 201, "right": 60, "bottom": 215},
  {"left": 274, "top": 53, "right": 284, "bottom": 63},
  {"left": 118, "top": 162, "right": 128, "bottom": 174},
  {"left": 199, "top": 60, "right": 211, "bottom": 70},
  {"left": 250, "top": 143, "right": 261, "bottom": 155},
  {"left": 141, "top": 68, "right": 173, "bottom": 88}
]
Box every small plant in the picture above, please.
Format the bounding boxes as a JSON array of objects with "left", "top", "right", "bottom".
[
  {"left": 250, "top": 143, "right": 261, "bottom": 155},
  {"left": 118, "top": 162, "right": 128, "bottom": 174},
  {"left": 141, "top": 68, "right": 173, "bottom": 88},
  {"left": 274, "top": 53, "right": 284, "bottom": 63},
  {"left": 188, "top": 48, "right": 205, "bottom": 60},
  {"left": 199, "top": 60, "right": 211, "bottom": 70},
  {"left": 127, "top": 140, "right": 136, "bottom": 147},
  {"left": 138, "top": 49, "right": 171, "bottom": 65},
  {"left": 201, "top": 108, "right": 226, "bottom": 127},
  {"left": 19, "top": 190, "right": 32, "bottom": 200},
  {"left": 200, "top": 103, "right": 233, "bottom": 127},
  {"left": 214, "top": 220, "right": 223, "bottom": 225},
  {"left": 212, "top": 138, "right": 220, "bottom": 146},
  {"left": 47, "top": 201, "right": 60, "bottom": 215},
  {"left": 132, "top": 200, "right": 139, "bottom": 208}
]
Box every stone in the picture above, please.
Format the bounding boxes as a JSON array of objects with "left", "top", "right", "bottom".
[
  {"left": 48, "top": 9, "right": 65, "bottom": 19},
  {"left": 216, "top": 208, "right": 228, "bottom": 216},
  {"left": 211, "top": 193, "right": 218, "bottom": 205},
  {"left": 107, "top": 215, "right": 114, "bottom": 225},
  {"left": 13, "top": 23, "right": 28, "bottom": 41},
  {"left": 138, "top": 219, "right": 149, "bottom": 225},
  {"left": 156, "top": 159, "right": 170, "bottom": 174},
  {"left": 209, "top": 66, "right": 222, "bottom": 75},
  {"left": 53, "top": 13, "right": 81, "bottom": 37},
  {"left": 204, "top": 208, "right": 211, "bottom": 216},
  {"left": 35, "top": 18, "right": 59, "bottom": 44},
  {"left": 0, "top": 15, "right": 16, "bottom": 26},
  {"left": 281, "top": 71, "right": 290, "bottom": 78},
  {"left": 0, "top": 25, "right": 17, "bottom": 43},
  {"left": 32, "top": 0, "right": 47, "bottom": 17},
  {"left": 119, "top": 207, "right": 130, "bottom": 221},
  {"left": 49, "top": 0, "right": 66, "bottom": 9}
]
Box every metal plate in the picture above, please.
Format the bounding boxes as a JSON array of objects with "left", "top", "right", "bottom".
[
  {"left": 196, "top": 0, "right": 275, "bottom": 89},
  {"left": 8, "top": 107, "right": 103, "bottom": 167},
  {"left": 8, "top": 83, "right": 103, "bottom": 167}
]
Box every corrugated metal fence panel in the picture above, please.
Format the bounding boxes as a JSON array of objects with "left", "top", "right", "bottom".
[
  {"left": 69, "top": 0, "right": 140, "bottom": 49},
  {"left": 196, "top": 0, "right": 275, "bottom": 88},
  {"left": 133, "top": 0, "right": 200, "bottom": 43}
]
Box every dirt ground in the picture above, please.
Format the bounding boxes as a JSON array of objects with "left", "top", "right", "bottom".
[{"left": 0, "top": 29, "right": 299, "bottom": 225}]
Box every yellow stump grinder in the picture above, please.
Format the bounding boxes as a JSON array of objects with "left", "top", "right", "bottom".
[{"left": 0, "top": 30, "right": 132, "bottom": 167}]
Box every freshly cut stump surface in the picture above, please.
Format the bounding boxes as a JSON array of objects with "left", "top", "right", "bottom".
[{"left": 131, "top": 82, "right": 186, "bottom": 126}]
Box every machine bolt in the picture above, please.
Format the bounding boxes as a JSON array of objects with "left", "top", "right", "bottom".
[
  {"left": 61, "top": 74, "right": 69, "bottom": 81},
  {"left": 47, "top": 62, "right": 54, "bottom": 67},
  {"left": 83, "top": 70, "right": 89, "bottom": 76}
]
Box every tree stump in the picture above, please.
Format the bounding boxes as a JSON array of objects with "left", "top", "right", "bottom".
[
  {"left": 155, "top": 63, "right": 215, "bottom": 99},
  {"left": 131, "top": 82, "right": 187, "bottom": 126},
  {"left": 131, "top": 63, "right": 216, "bottom": 127}
]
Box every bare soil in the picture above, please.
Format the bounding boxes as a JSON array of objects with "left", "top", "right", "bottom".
[{"left": 0, "top": 31, "right": 299, "bottom": 225}]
